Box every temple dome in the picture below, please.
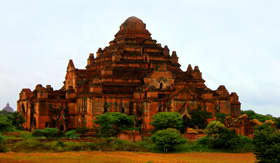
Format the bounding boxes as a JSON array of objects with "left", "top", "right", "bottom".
[{"left": 114, "top": 16, "right": 151, "bottom": 40}]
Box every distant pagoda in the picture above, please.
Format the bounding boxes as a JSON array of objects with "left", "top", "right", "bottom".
[{"left": 2, "top": 103, "right": 14, "bottom": 112}]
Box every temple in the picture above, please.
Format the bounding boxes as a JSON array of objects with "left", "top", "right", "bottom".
[{"left": 17, "top": 16, "right": 241, "bottom": 132}]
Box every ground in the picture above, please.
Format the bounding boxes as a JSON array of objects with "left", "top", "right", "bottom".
[{"left": 0, "top": 151, "right": 255, "bottom": 163}]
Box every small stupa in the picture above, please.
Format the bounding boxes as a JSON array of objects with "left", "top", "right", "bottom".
[{"left": 2, "top": 103, "right": 14, "bottom": 112}]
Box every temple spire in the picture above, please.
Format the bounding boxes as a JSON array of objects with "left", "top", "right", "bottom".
[
  {"left": 186, "top": 64, "right": 193, "bottom": 74},
  {"left": 67, "top": 59, "right": 75, "bottom": 72},
  {"left": 87, "top": 53, "right": 94, "bottom": 66},
  {"left": 194, "top": 66, "right": 200, "bottom": 73}
]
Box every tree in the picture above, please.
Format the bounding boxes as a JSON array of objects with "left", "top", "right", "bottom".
[
  {"left": 150, "top": 112, "right": 184, "bottom": 132},
  {"left": 205, "top": 121, "right": 240, "bottom": 149},
  {"left": 151, "top": 128, "right": 186, "bottom": 152},
  {"left": 215, "top": 113, "right": 227, "bottom": 123},
  {"left": 253, "top": 124, "right": 280, "bottom": 163},
  {"left": 184, "top": 108, "right": 212, "bottom": 129},
  {"left": 6, "top": 112, "right": 25, "bottom": 129},
  {"left": 94, "top": 112, "right": 135, "bottom": 137},
  {"left": 0, "top": 115, "right": 14, "bottom": 133},
  {"left": 241, "top": 110, "right": 274, "bottom": 122}
]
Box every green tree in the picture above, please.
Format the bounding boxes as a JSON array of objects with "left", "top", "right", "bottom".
[
  {"left": 184, "top": 108, "right": 212, "bottom": 129},
  {"left": 241, "top": 110, "right": 273, "bottom": 122},
  {"left": 253, "top": 124, "right": 280, "bottom": 163},
  {"left": 151, "top": 128, "right": 186, "bottom": 152},
  {"left": 0, "top": 115, "right": 14, "bottom": 133},
  {"left": 94, "top": 112, "right": 134, "bottom": 137},
  {"left": 205, "top": 121, "right": 240, "bottom": 149},
  {"left": 7, "top": 112, "right": 25, "bottom": 130},
  {"left": 150, "top": 112, "right": 184, "bottom": 132},
  {"left": 215, "top": 113, "right": 227, "bottom": 123}
]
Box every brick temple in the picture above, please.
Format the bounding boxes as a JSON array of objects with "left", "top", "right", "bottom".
[{"left": 17, "top": 16, "right": 241, "bottom": 132}]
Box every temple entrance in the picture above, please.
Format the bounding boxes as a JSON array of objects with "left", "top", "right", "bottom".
[{"left": 60, "top": 124, "right": 64, "bottom": 131}]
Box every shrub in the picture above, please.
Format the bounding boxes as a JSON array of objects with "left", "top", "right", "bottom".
[
  {"left": 205, "top": 121, "right": 238, "bottom": 149},
  {"left": 12, "top": 138, "right": 42, "bottom": 152},
  {"left": 95, "top": 112, "right": 135, "bottom": 137},
  {"left": 206, "top": 121, "right": 239, "bottom": 149},
  {"left": 150, "top": 112, "right": 184, "bottom": 132},
  {"left": 205, "top": 121, "right": 251, "bottom": 151},
  {"left": 151, "top": 128, "right": 186, "bottom": 152},
  {"left": 76, "top": 127, "right": 89, "bottom": 135},
  {"left": 0, "top": 115, "right": 14, "bottom": 133},
  {"left": 0, "top": 134, "right": 8, "bottom": 152},
  {"left": 253, "top": 124, "right": 280, "bottom": 162},
  {"left": 65, "top": 130, "right": 80, "bottom": 139},
  {"left": 32, "top": 128, "right": 60, "bottom": 138},
  {"left": 6, "top": 112, "right": 25, "bottom": 130}
]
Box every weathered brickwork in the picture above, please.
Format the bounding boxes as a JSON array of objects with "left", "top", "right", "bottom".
[{"left": 18, "top": 17, "right": 241, "bottom": 133}]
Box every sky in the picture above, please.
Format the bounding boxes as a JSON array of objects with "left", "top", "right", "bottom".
[{"left": 0, "top": 0, "right": 279, "bottom": 116}]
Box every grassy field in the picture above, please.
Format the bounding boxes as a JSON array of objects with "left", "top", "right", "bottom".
[{"left": 0, "top": 151, "right": 256, "bottom": 163}]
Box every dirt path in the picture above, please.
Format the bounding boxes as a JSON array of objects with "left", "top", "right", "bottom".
[{"left": 0, "top": 151, "right": 256, "bottom": 163}]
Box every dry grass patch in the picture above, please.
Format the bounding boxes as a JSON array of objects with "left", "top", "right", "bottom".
[{"left": 0, "top": 151, "right": 255, "bottom": 163}]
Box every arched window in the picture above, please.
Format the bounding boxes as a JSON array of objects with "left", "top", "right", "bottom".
[
  {"left": 60, "top": 125, "right": 64, "bottom": 131},
  {"left": 159, "top": 82, "right": 163, "bottom": 90}
]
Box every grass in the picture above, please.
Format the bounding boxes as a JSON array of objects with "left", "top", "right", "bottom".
[{"left": 0, "top": 151, "right": 256, "bottom": 163}]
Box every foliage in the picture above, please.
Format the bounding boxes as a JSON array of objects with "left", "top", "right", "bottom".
[
  {"left": 0, "top": 133, "right": 8, "bottom": 152},
  {"left": 253, "top": 124, "right": 280, "bottom": 163},
  {"left": 32, "top": 128, "right": 60, "bottom": 138},
  {"left": 0, "top": 114, "right": 14, "bottom": 133},
  {"left": 6, "top": 112, "right": 25, "bottom": 130},
  {"left": 184, "top": 108, "right": 212, "bottom": 129},
  {"left": 241, "top": 110, "right": 274, "bottom": 122},
  {"left": 65, "top": 130, "right": 80, "bottom": 139},
  {"left": 95, "top": 112, "right": 135, "bottom": 137},
  {"left": 205, "top": 121, "right": 238, "bottom": 149},
  {"left": 151, "top": 128, "right": 186, "bottom": 152},
  {"left": 12, "top": 138, "right": 42, "bottom": 152},
  {"left": 76, "top": 127, "right": 89, "bottom": 134},
  {"left": 215, "top": 113, "right": 227, "bottom": 123},
  {"left": 203, "top": 121, "right": 254, "bottom": 152},
  {"left": 150, "top": 112, "right": 184, "bottom": 132}
]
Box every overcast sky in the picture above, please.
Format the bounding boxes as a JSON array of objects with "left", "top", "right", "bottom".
[{"left": 0, "top": 0, "right": 279, "bottom": 116}]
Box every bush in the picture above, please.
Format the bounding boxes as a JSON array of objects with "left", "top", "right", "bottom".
[
  {"left": 6, "top": 112, "right": 25, "bottom": 130},
  {"left": 205, "top": 121, "right": 235, "bottom": 149},
  {"left": 0, "top": 134, "right": 8, "bottom": 152},
  {"left": 95, "top": 112, "right": 135, "bottom": 137},
  {"left": 253, "top": 124, "right": 280, "bottom": 163},
  {"left": 32, "top": 128, "right": 60, "bottom": 138},
  {"left": 150, "top": 112, "right": 184, "bottom": 132},
  {"left": 12, "top": 138, "right": 42, "bottom": 152},
  {"left": 204, "top": 121, "right": 253, "bottom": 152},
  {"left": 0, "top": 115, "right": 14, "bottom": 133},
  {"left": 76, "top": 127, "right": 89, "bottom": 134},
  {"left": 65, "top": 130, "right": 80, "bottom": 139},
  {"left": 151, "top": 128, "right": 186, "bottom": 152}
]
